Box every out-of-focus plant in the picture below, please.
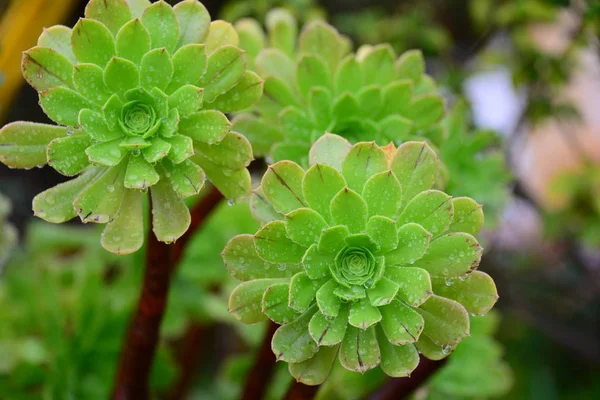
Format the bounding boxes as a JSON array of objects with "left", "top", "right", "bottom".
[
  {"left": 220, "top": 0, "right": 324, "bottom": 25},
  {"left": 0, "top": 0, "right": 261, "bottom": 254},
  {"left": 0, "top": 222, "right": 176, "bottom": 399},
  {"left": 232, "top": 8, "right": 445, "bottom": 166},
  {"left": 0, "top": 193, "right": 17, "bottom": 267},
  {"left": 224, "top": 134, "right": 498, "bottom": 385}
]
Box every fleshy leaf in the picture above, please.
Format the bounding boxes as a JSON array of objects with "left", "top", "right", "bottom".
[
  {"left": 262, "top": 282, "right": 300, "bottom": 324},
  {"left": 379, "top": 300, "right": 424, "bottom": 345},
  {"left": 22, "top": 46, "right": 74, "bottom": 92},
  {"left": 47, "top": 135, "right": 92, "bottom": 176},
  {"left": 309, "top": 133, "right": 352, "bottom": 171},
  {"left": 431, "top": 271, "right": 498, "bottom": 316},
  {"left": 193, "top": 131, "right": 252, "bottom": 170},
  {"left": 85, "top": 0, "right": 131, "bottom": 35},
  {"left": 289, "top": 271, "right": 322, "bottom": 312},
  {"left": 386, "top": 267, "right": 432, "bottom": 307},
  {"left": 286, "top": 208, "right": 328, "bottom": 248},
  {"left": 391, "top": 141, "right": 439, "bottom": 203},
  {"left": 255, "top": 220, "right": 306, "bottom": 264},
  {"left": 141, "top": 0, "right": 179, "bottom": 52},
  {"left": 208, "top": 71, "right": 263, "bottom": 113},
  {"left": 349, "top": 298, "right": 382, "bottom": 330},
  {"left": 116, "top": 18, "right": 151, "bottom": 64},
  {"left": 377, "top": 329, "right": 419, "bottom": 378},
  {"left": 140, "top": 48, "right": 174, "bottom": 91},
  {"left": 40, "top": 87, "right": 92, "bottom": 126},
  {"left": 104, "top": 57, "right": 139, "bottom": 97},
  {"left": 79, "top": 109, "right": 122, "bottom": 142},
  {"left": 205, "top": 20, "right": 239, "bottom": 53},
  {"left": 302, "top": 163, "right": 346, "bottom": 224},
  {"left": 262, "top": 161, "right": 306, "bottom": 214},
  {"left": 272, "top": 307, "right": 318, "bottom": 363},
  {"left": 164, "top": 135, "right": 194, "bottom": 164},
  {"left": 173, "top": 0, "right": 211, "bottom": 47},
  {"left": 125, "top": 0, "right": 151, "bottom": 17},
  {"left": 37, "top": 26, "right": 76, "bottom": 62},
  {"left": 385, "top": 223, "right": 431, "bottom": 266},
  {"left": 167, "top": 44, "right": 207, "bottom": 93},
  {"left": 447, "top": 197, "right": 484, "bottom": 236},
  {"left": 142, "top": 137, "right": 171, "bottom": 164},
  {"left": 361, "top": 45, "right": 396, "bottom": 85},
  {"left": 309, "top": 305, "right": 348, "bottom": 346},
  {"left": 397, "top": 190, "right": 453, "bottom": 236},
  {"left": 0, "top": 122, "right": 67, "bottom": 168},
  {"left": 330, "top": 188, "right": 368, "bottom": 233},
  {"left": 362, "top": 171, "right": 403, "bottom": 219},
  {"left": 367, "top": 216, "right": 398, "bottom": 254},
  {"left": 417, "top": 295, "right": 470, "bottom": 346},
  {"left": 150, "top": 175, "right": 190, "bottom": 243},
  {"left": 317, "top": 225, "right": 350, "bottom": 255},
  {"left": 255, "top": 49, "right": 295, "bottom": 84},
  {"left": 335, "top": 56, "right": 363, "bottom": 94},
  {"left": 74, "top": 164, "right": 126, "bottom": 223},
  {"left": 297, "top": 55, "right": 331, "bottom": 100},
  {"left": 403, "top": 95, "right": 445, "bottom": 129},
  {"left": 415, "top": 332, "right": 450, "bottom": 360},
  {"left": 86, "top": 139, "right": 127, "bottom": 166},
  {"left": 396, "top": 49, "right": 424, "bottom": 82},
  {"left": 73, "top": 64, "right": 112, "bottom": 105},
  {"left": 163, "top": 159, "right": 205, "bottom": 198},
  {"left": 179, "top": 110, "right": 231, "bottom": 144},
  {"left": 198, "top": 45, "right": 245, "bottom": 102},
  {"left": 299, "top": 22, "right": 345, "bottom": 72},
  {"left": 289, "top": 345, "right": 338, "bottom": 386},
  {"left": 191, "top": 153, "right": 251, "bottom": 202},
  {"left": 341, "top": 142, "right": 388, "bottom": 193},
  {"left": 367, "top": 277, "right": 400, "bottom": 307},
  {"left": 339, "top": 326, "right": 380, "bottom": 373},
  {"left": 250, "top": 188, "right": 283, "bottom": 224},
  {"left": 417, "top": 233, "right": 482, "bottom": 277},
  {"left": 229, "top": 279, "right": 284, "bottom": 323},
  {"left": 71, "top": 18, "right": 115, "bottom": 67},
  {"left": 101, "top": 189, "right": 144, "bottom": 254},
  {"left": 315, "top": 279, "right": 342, "bottom": 317},
  {"left": 302, "top": 244, "right": 334, "bottom": 280},
  {"left": 266, "top": 8, "right": 297, "bottom": 57}
]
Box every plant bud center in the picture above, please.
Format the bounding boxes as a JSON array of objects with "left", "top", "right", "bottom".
[
  {"left": 332, "top": 246, "right": 378, "bottom": 288},
  {"left": 120, "top": 101, "right": 158, "bottom": 136}
]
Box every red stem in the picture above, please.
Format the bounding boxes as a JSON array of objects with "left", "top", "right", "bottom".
[
  {"left": 366, "top": 357, "right": 446, "bottom": 400},
  {"left": 283, "top": 381, "right": 320, "bottom": 400},
  {"left": 240, "top": 321, "right": 280, "bottom": 400}
]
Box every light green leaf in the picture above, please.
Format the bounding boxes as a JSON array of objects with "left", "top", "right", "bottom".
[
  {"left": 262, "top": 282, "right": 300, "bottom": 324},
  {"left": 150, "top": 174, "right": 190, "bottom": 243},
  {"left": 74, "top": 164, "right": 126, "bottom": 223},
  {"left": 309, "top": 133, "right": 352, "bottom": 171},
  {"left": 73, "top": 63, "right": 112, "bottom": 105},
  {"left": 379, "top": 299, "right": 424, "bottom": 345},
  {"left": 101, "top": 189, "right": 144, "bottom": 254},
  {"left": 309, "top": 305, "right": 348, "bottom": 346},
  {"left": 39, "top": 87, "right": 92, "bottom": 126},
  {"left": 272, "top": 307, "right": 318, "bottom": 363},
  {"left": 299, "top": 22, "right": 345, "bottom": 72},
  {"left": 403, "top": 95, "right": 445, "bottom": 128},
  {"left": 418, "top": 297, "right": 470, "bottom": 352},
  {"left": 0, "top": 122, "right": 67, "bottom": 168},
  {"left": 79, "top": 109, "right": 121, "bottom": 142},
  {"left": 205, "top": 20, "right": 239, "bottom": 53},
  {"left": 415, "top": 332, "right": 450, "bottom": 360},
  {"left": 163, "top": 134, "right": 194, "bottom": 164},
  {"left": 168, "top": 85, "right": 204, "bottom": 117},
  {"left": 315, "top": 279, "right": 342, "bottom": 317},
  {"left": 22, "top": 46, "right": 74, "bottom": 92},
  {"left": 232, "top": 115, "right": 283, "bottom": 157},
  {"left": 140, "top": 48, "right": 173, "bottom": 91},
  {"left": 255, "top": 220, "right": 306, "bottom": 264},
  {"left": 341, "top": 142, "right": 388, "bottom": 193},
  {"left": 447, "top": 197, "right": 484, "bottom": 236},
  {"left": 317, "top": 225, "right": 350, "bottom": 255},
  {"left": 334, "top": 285, "right": 367, "bottom": 301},
  {"left": 289, "top": 345, "right": 338, "bottom": 386},
  {"left": 85, "top": 0, "right": 131, "bottom": 35},
  {"left": 179, "top": 110, "right": 231, "bottom": 144},
  {"left": 141, "top": 0, "right": 179, "bottom": 52},
  {"left": 104, "top": 57, "right": 139, "bottom": 96},
  {"left": 167, "top": 44, "right": 207, "bottom": 93},
  {"left": 142, "top": 137, "right": 171, "bottom": 163},
  {"left": 163, "top": 159, "right": 204, "bottom": 198},
  {"left": 302, "top": 244, "right": 334, "bottom": 280},
  {"left": 262, "top": 77, "right": 298, "bottom": 109},
  {"left": 396, "top": 49, "right": 424, "bottom": 82},
  {"left": 380, "top": 81, "right": 412, "bottom": 117},
  {"left": 366, "top": 216, "right": 398, "bottom": 254},
  {"left": 385, "top": 223, "right": 431, "bottom": 266},
  {"left": 308, "top": 88, "right": 332, "bottom": 131},
  {"left": 191, "top": 153, "right": 251, "bottom": 202},
  {"left": 86, "top": 139, "right": 127, "bottom": 166},
  {"left": 261, "top": 161, "right": 306, "bottom": 214},
  {"left": 173, "top": 0, "right": 210, "bottom": 47},
  {"left": 417, "top": 233, "right": 483, "bottom": 277},
  {"left": 208, "top": 71, "right": 263, "bottom": 113},
  {"left": 339, "top": 326, "right": 380, "bottom": 373},
  {"left": 286, "top": 208, "right": 328, "bottom": 248},
  {"left": 386, "top": 267, "right": 432, "bottom": 307},
  {"left": 361, "top": 44, "right": 395, "bottom": 85},
  {"left": 229, "top": 279, "right": 284, "bottom": 323},
  {"left": 255, "top": 49, "right": 295, "bottom": 84},
  {"left": 250, "top": 188, "right": 283, "bottom": 224},
  {"left": 266, "top": 8, "right": 297, "bottom": 57},
  {"left": 116, "top": 18, "right": 151, "bottom": 64},
  {"left": 297, "top": 55, "right": 331, "bottom": 100},
  {"left": 330, "top": 188, "right": 368, "bottom": 233},
  {"left": 397, "top": 190, "right": 453, "bottom": 236},
  {"left": 335, "top": 56, "right": 363, "bottom": 94},
  {"left": 193, "top": 131, "right": 252, "bottom": 170},
  {"left": 391, "top": 141, "right": 439, "bottom": 203},
  {"left": 379, "top": 115, "right": 413, "bottom": 142},
  {"left": 37, "top": 25, "right": 76, "bottom": 62},
  {"left": 302, "top": 163, "right": 346, "bottom": 224},
  {"left": 289, "top": 271, "right": 322, "bottom": 312},
  {"left": 47, "top": 135, "right": 92, "bottom": 176},
  {"left": 362, "top": 171, "right": 402, "bottom": 219},
  {"left": 367, "top": 277, "right": 400, "bottom": 307},
  {"left": 235, "top": 18, "right": 266, "bottom": 68},
  {"left": 333, "top": 93, "right": 360, "bottom": 120},
  {"left": 198, "top": 45, "right": 245, "bottom": 102},
  {"left": 125, "top": 0, "right": 151, "bottom": 17},
  {"left": 431, "top": 271, "right": 498, "bottom": 316},
  {"left": 125, "top": 155, "right": 159, "bottom": 190},
  {"left": 357, "top": 86, "right": 383, "bottom": 118},
  {"left": 71, "top": 18, "right": 115, "bottom": 67},
  {"left": 377, "top": 329, "right": 419, "bottom": 378},
  {"left": 280, "top": 107, "right": 313, "bottom": 142},
  {"left": 349, "top": 298, "right": 382, "bottom": 330}
]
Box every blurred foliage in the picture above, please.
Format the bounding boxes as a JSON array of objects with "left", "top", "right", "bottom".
[
  {"left": 220, "top": 0, "right": 324, "bottom": 23},
  {"left": 0, "top": 193, "right": 17, "bottom": 267}
]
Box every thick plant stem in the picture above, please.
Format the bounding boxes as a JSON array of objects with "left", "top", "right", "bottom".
[
  {"left": 366, "top": 357, "right": 447, "bottom": 400},
  {"left": 241, "top": 321, "right": 279, "bottom": 400},
  {"left": 113, "top": 201, "right": 174, "bottom": 400},
  {"left": 283, "top": 381, "right": 320, "bottom": 400}
]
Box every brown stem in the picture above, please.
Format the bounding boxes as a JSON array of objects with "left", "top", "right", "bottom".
[
  {"left": 113, "top": 186, "right": 224, "bottom": 399},
  {"left": 366, "top": 357, "right": 446, "bottom": 400},
  {"left": 283, "top": 381, "right": 320, "bottom": 400},
  {"left": 240, "top": 321, "right": 279, "bottom": 400},
  {"left": 112, "top": 200, "right": 174, "bottom": 400}
]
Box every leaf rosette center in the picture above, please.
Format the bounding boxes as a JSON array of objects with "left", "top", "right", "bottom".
[
  {"left": 333, "top": 246, "right": 380, "bottom": 288},
  {"left": 120, "top": 101, "right": 159, "bottom": 138}
]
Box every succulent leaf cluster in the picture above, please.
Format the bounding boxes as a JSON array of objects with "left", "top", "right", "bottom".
[
  {"left": 0, "top": 0, "right": 262, "bottom": 254},
  {"left": 0, "top": 193, "right": 17, "bottom": 267},
  {"left": 224, "top": 134, "right": 498, "bottom": 384},
  {"left": 231, "top": 9, "right": 446, "bottom": 165}
]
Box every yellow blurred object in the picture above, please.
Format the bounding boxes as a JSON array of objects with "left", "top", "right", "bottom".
[{"left": 0, "top": 0, "right": 77, "bottom": 122}]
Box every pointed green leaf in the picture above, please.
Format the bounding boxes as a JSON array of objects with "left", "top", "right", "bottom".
[
  {"left": 391, "top": 141, "right": 439, "bottom": 203},
  {"left": 289, "top": 272, "right": 322, "bottom": 312},
  {"left": 125, "top": 0, "right": 151, "bottom": 17},
  {"left": 417, "top": 295, "right": 470, "bottom": 346},
  {"left": 115, "top": 18, "right": 151, "bottom": 64},
  {"left": 150, "top": 174, "right": 190, "bottom": 243},
  {"left": 141, "top": 1, "right": 179, "bottom": 52},
  {"left": 447, "top": 197, "right": 484, "bottom": 236},
  {"left": 317, "top": 225, "right": 350, "bottom": 255},
  {"left": 339, "top": 326, "right": 380, "bottom": 373},
  {"left": 193, "top": 131, "right": 252, "bottom": 170},
  {"left": 415, "top": 332, "right": 450, "bottom": 360},
  {"left": 333, "top": 93, "right": 360, "bottom": 121},
  {"left": 386, "top": 266, "right": 432, "bottom": 307},
  {"left": 47, "top": 135, "right": 92, "bottom": 176},
  {"left": 379, "top": 115, "right": 414, "bottom": 142},
  {"left": 262, "top": 77, "right": 298, "bottom": 110},
  {"left": 73, "top": 63, "right": 112, "bottom": 105},
  {"left": 139, "top": 48, "right": 173, "bottom": 91},
  {"left": 191, "top": 153, "right": 251, "bottom": 202},
  {"left": 101, "top": 189, "right": 144, "bottom": 254},
  {"left": 397, "top": 190, "right": 453, "bottom": 236},
  {"left": 418, "top": 233, "right": 483, "bottom": 277},
  {"left": 86, "top": 139, "right": 127, "bottom": 166},
  {"left": 0, "top": 122, "right": 67, "bottom": 168},
  {"left": 357, "top": 86, "right": 383, "bottom": 118},
  {"left": 71, "top": 18, "right": 115, "bottom": 67},
  {"left": 361, "top": 44, "right": 395, "bottom": 85},
  {"left": 163, "top": 159, "right": 204, "bottom": 198},
  {"left": 285, "top": 208, "right": 328, "bottom": 248},
  {"left": 85, "top": 0, "right": 131, "bottom": 35},
  {"left": 168, "top": 85, "right": 204, "bottom": 117},
  {"left": 229, "top": 279, "right": 284, "bottom": 324},
  {"left": 205, "top": 20, "right": 239, "bottom": 53},
  {"left": 302, "top": 244, "right": 334, "bottom": 280},
  {"left": 289, "top": 345, "right": 339, "bottom": 386},
  {"left": 380, "top": 300, "right": 424, "bottom": 345},
  {"left": 33, "top": 168, "right": 99, "bottom": 223},
  {"left": 403, "top": 95, "right": 445, "bottom": 128},
  {"left": 349, "top": 298, "right": 382, "bottom": 330},
  {"left": 124, "top": 155, "right": 159, "bottom": 190},
  {"left": 297, "top": 55, "right": 331, "bottom": 100},
  {"left": 208, "top": 71, "right": 263, "bottom": 113},
  {"left": 302, "top": 164, "right": 346, "bottom": 224},
  {"left": 179, "top": 110, "right": 230, "bottom": 144},
  {"left": 330, "top": 188, "right": 367, "bottom": 233},
  {"left": 255, "top": 48, "right": 295, "bottom": 84},
  {"left": 380, "top": 81, "right": 413, "bottom": 117},
  {"left": 396, "top": 50, "right": 424, "bottom": 82},
  {"left": 431, "top": 271, "right": 498, "bottom": 316},
  {"left": 142, "top": 137, "right": 171, "bottom": 164},
  {"left": 334, "top": 285, "right": 367, "bottom": 301},
  {"left": 335, "top": 56, "right": 363, "bottom": 94},
  {"left": 385, "top": 223, "right": 431, "bottom": 266},
  {"left": 39, "top": 87, "right": 92, "bottom": 126},
  {"left": 366, "top": 216, "right": 398, "bottom": 255},
  {"left": 377, "top": 329, "right": 419, "bottom": 378},
  {"left": 262, "top": 282, "right": 300, "bottom": 324},
  {"left": 173, "top": 0, "right": 210, "bottom": 47},
  {"left": 266, "top": 8, "right": 297, "bottom": 56},
  {"left": 279, "top": 107, "right": 313, "bottom": 143},
  {"left": 341, "top": 142, "right": 388, "bottom": 193},
  {"left": 309, "top": 305, "right": 348, "bottom": 346},
  {"left": 367, "top": 277, "right": 400, "bottom": 307},
  {"left": 255, "top": 220, "right": 306, "bottom": 263},
  {"left": 79, "top": 109, "right": 121, "bottom": 142},
  {"left": 22, "top": 46, "right": 74, "bottom": 92},
  {"left": 308, "top": 88, "right": 332, "bottom": 131},
  {"left": 250, "top": 188, "right": 283, "bottom": 224},
  {"left": 198, "top": 45, "right": 246, "bottom": 102},
  {"left": 309, "top": 133, "right": 352, "bottom": 170},
  {"left": 362, "top": 171, "right": 402, "bottom": 220},
  {"left": 261, "top": 161, "right": 306, "bottom": 214},
  {"left": 37, "top": 25, "right": 76, "bottom": 62},
  {"left": 316, "top": 279, "right": 342, "bottom": 317},
  {"left": 104, "top": 57, "right": 139, "bottom": 96},
  {"left": 74, "top": 164, "right": 126, "bottom": 223},
  {"left": 167, "top": 44, "right": 207, "bottom": 93},
  {"left": 163, "top": 134, "right": 194, "bottom": 164},
  {"left": 272, "top": 307, "right": 319, "bottom": 363},
  {"left": 299, "top": 22, "right": 345, "bottom": 72}
]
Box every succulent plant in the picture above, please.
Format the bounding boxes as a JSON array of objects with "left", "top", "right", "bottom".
[
  {"left": 0, "top": 193, "right": 17, "bottom": 267},
  {"left": 0, "top": 0, "right": 262, "bottom": 254},
  {"left": 224, "top": 134, "right": 498, "bottom": 384},
  {"left": 231, "top": 8, "right": 446, "bottom": 165}
]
